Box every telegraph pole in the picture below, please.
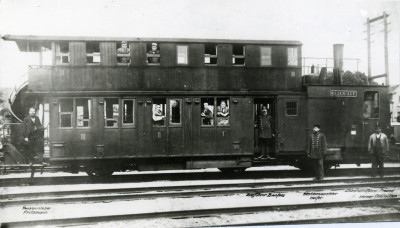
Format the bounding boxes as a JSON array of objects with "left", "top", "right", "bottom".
[{"left": 366, "top": 12, "right": 390, "bottom": 85}]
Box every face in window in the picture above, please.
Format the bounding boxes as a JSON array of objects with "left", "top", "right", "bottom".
[
  {"left": 221, "top": 102, "right": 226, "bottom": 108},
  {"left": 152, "top": 43, "right": 158, "bottom": 51},
  {"left": 155, "top": 104, "right": 162, "bottom": 113},
  {"left": 262, "top": 106, "right": 268, "bottom": 115}
]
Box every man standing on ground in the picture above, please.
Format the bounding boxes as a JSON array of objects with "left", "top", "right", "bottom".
[
  {"left": 368, "top": 126, "right": 389, "bottom": 177},
  {"left": 308, "top": 124, "right": 327, "bottom": 181}
]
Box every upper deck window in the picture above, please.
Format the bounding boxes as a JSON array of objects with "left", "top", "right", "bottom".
[
  {"left": 117, "top": 41, "right": 131, "bottom": 64},
  {"left": 363, "top": 91, "right": 379, "bottom": 119},
  {"left": 204, "top": 44, "right": 217, "bottom": 65},
  {"left": 233, "top": 44, "right": 245, "bottom": 66},
  {"left": 55, "top": 42, "right": 69, "bottom": 64},
  {"left": 147, "top": 43, "right": 160, "bottom": 65},
  {"left": 287, "top": 47, "right": 298, "bottom": 66},
  {"left": 177, "top": 45, "right": 188, "bottom": 65},
  {"left": 260, "top": 46, "right": 272, "bottom": 66},
  {"left": 86, "top": 42, "right": 100, "bottom": 64}
]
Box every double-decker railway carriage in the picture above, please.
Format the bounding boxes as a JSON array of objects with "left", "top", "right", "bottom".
[{"left": 1, "top": 35, "right": 391, "bottom": 176}]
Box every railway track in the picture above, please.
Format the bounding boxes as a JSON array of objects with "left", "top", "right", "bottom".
[
  {"left": 1, "top": 176, "right": 400, "bottom": 227},
  {"left": 2, "top": 198, "right": 399, "bottom": 227},
  {"left": 1, "top": 176, "right": 400, "bottom": 206},
  {"left": 1, "top": 167, "right": 400, "bottom": 187}
]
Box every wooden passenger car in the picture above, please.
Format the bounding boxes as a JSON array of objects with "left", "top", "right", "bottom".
[{"left": 2, "top": 35, "right": 390, "bottom": 175}]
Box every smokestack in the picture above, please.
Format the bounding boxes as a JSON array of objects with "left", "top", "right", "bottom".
[
  {"left": 333, "top": 44, "right": 344, "bottom": 84},
  {"left": 333, "top": 44, "right": 344, "bottom": 71}
]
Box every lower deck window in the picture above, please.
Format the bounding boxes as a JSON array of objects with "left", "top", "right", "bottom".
[
  {"left": 76, "top": 98, "right": 91, "bottom": 127},
  {"left": 59, "top": 99, "right": 73, "bottom": 128},
  {"left": 363, "top": 91, "right": 379, "bottom": 119},
  {"left": 201, "top": 98, "right": 214, "bottom": 126},
  {"left": 123, "top": 99, "right": 135, "bottom": 125},
  {"left": 153, "top": 98, "right": 166, "bottom": 126},
  {"left": 170, "top": 99, "right": 182, "bottom": 125},
  {"left": 216, "top": 98, "right": 230, "bottom": 126},
  {"left": 104, "top": 98, "right": 119, "bottom": 127}
]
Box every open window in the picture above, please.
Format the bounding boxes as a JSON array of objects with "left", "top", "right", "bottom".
[
  {"left": 76, "top": 98, "right": 91, "bottom": 128},
  {"left": 153, "top": 98, "right": 166, "bottom": 127},
  {"left": 147, "top": 42, "right": 160, "bottom": 65},
  {"left": 122, "top": 99, "right": 135, "bottom": 126},
  {"left": 86, "top": 42, "right": 100, "bottom": 64},
  {"left": 55, "top": 42, "right": 70, "bottom": 64},
  {"left": 260, "top": 46, "right": 272, "bottom": 66},
  {"left": 169, "top": 99, "right": 182, "bottom": 125},
  {"left": 177, "top": 45, "right": 188, "bottom": 65},
  {"left": 59, "top": 99, "right": 73, "bottom": 128},
  {"left": 216, "top": 98, "right": 230, "bottom": 126},
  {"left": 363, "top": 91, "right": 379, "bottom": 119},
  {"left": 104, "top": 98, "right": 119, "bottom": 127},
  {"left": 288, "top": 47, "right": 298, "bottom": 66},
  {"left": 233, "top": 44, "right": 245, "bottom": 66},
  {"left": 117, "top": 41, "right": 131, "bottom": 64},
  {"left": 201, "top": 98, "right": 214, "bottom": 126},
  {"left": 204, "top": 44, "right": 217, "bottom": 65}
]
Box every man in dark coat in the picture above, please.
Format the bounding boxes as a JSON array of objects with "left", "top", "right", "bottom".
[
  {"left": 257, "top": 105, "right": 274, "bottom": 159},
  {"left": 368, "top": 126, "right": 389, "bottom": 177},
  {"left": 23, "top": 107, "right": 44, "bottom": 164},
  {"left": 148, "top": 43, "right": 160, "bottom": 64},
  {"left": 308, "top": 124, "right": 327, "bottom": 181}
]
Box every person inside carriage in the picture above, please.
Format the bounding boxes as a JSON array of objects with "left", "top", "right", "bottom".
[
  {"left": 117, "top": 41, "right": 130, "bottom": 63},
  {"left": 217, "top": 100, "right": 229, "bottom": 126},
  {"left": 153, "top": 104, "right": 165, "bottom": 126},
  {"left": 148, "top": 42, "right": 160, "bottom": 64},
  {"left": 257, "top": 105, "right": 274, "bottom": 159},
  {"left": 201, "top": 102, "right": 213, "bottom": 125}
]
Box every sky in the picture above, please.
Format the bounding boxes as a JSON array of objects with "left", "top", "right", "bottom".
[{"left": 0, "top": 0, "right": 399, "bottom": 87}]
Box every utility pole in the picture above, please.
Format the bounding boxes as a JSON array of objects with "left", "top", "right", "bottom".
[{"left": 366, "top": 12, "right": 390, "bottom": 85}]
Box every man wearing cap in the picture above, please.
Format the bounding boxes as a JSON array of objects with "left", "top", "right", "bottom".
[
  {"left": 148, "top": 42, "right": 160, "bottom": 64},
  {"left": 308, "top": 124, "right": 327, "bottom": 181},
  {"left": 368, "top": 126, "right": 389, "bottom": 177},
  {"left": 257, "top": 105, "right": 274, "bottom": 159},
  {"left": 117, "top": 41, "right": 130, "bottom": 63}
]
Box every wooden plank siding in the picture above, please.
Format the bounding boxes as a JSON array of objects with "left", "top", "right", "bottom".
[
  {"left": 30, "top": 67, "right": 302, "bottom": 92},
  {"left": 100, "top": 42, "right": 117, "bottom": 66},
  {"left": 28, "top": 41, "right": 303, "bottom": 93},
  {"left": 69, "top": 42, "right": 86, "bottom": 65}
]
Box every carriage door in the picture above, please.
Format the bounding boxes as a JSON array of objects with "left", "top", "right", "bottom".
[
  {"left": 100, "top": 98, "right": 122, "bottom": 157},
  {"left": 150, "top": 98, "right": 168, "bottom": 156},
  {"left": 136, "top": 98, "right": 152, "bottom": 157},
  {"left": 254, "top": 98, "right": 276, "bottom": 156}
]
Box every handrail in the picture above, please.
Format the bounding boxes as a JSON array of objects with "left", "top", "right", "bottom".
[{"left": 7, "top": 72, "right": 28, "bottom": 123}]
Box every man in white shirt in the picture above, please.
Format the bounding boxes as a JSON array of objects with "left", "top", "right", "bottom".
[{"left": 368, "top": 126, "right": 389, "bottom": 177}]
